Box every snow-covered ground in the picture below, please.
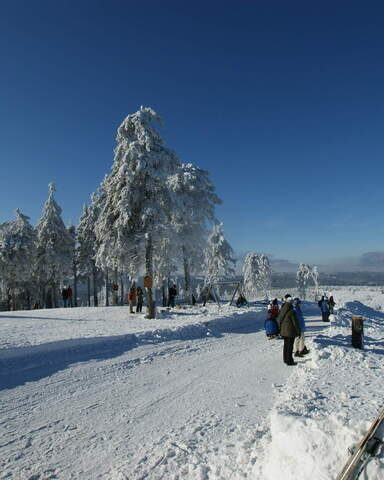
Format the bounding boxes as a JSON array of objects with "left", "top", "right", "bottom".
[{"left": 0, "top": 287, "right": 383, "bottom": 479}]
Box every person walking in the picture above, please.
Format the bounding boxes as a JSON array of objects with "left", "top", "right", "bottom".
[
  {"left": 278, "top": 294, "right": 301, "bottom": 366},
  {"left": 62, "top": 286, "right": 68, "bottom": 308},
  {"left": 328, "top": 296, "right": 336, "bottom": 314},
  {"left": 168, "top": 284, "right": 177, "bottom": 308},
  {"left": 128, "top": 282, "right": 137, "bottom": 313},
  {"left": 319, "top": 295, "right": 330, "bottom": 322},
  {"left": 67, "top": 285, "right": 73, "bottom": 307},
  {"left": 293, "top": 298, "right": 309, "bottom": 357},
  {"left": 136, "top": 286, "right": 144, "bottom": 313}
]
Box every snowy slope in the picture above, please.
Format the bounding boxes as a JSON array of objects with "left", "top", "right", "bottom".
[{"left": 1, "top": 288, "right": 383, "bottom": 479}]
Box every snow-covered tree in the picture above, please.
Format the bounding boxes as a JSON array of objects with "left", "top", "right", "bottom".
[
  {"left": 0, "top": 209, "right": 36, "bottom": 309},
  {"left": 296, "top": 263, "right": 311, "bottom": 300},
  {"left": 94, "top": 106, "right": 184, "bottom": 317},
  {"left": 35, "top": 183, "right": 74, "bottom": 308},
  {"left": 243, "top": 252, "right": 260, "bottom": 300},
  {"left": 257, "top": 254, "right": 272, "bottom": 299},
  {"left": 311, "top": 266, "right": 320, "bottom": 299},
  {"left": 204, "top": 223, "right": 235, "bottom": 284},
  {"left": 77, "top": 199, "right": 101, "bottom": 306},
  {"left": 168, "top": 163, "right": 221, "bottom": 301}
]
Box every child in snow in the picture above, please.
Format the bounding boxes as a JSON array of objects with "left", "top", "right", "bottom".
[
  {"left": 292, "top": 298, "right": 309, "bottom": 357},
  {"left": 265, "top": 298, "right": 279, "bottom": 338},
  {"left": 328, "top": 296, "right": 336, "bottom": 314},
  {"left": 136, "top": 286, "right": 144, "bottom": 313},
  {"left": 128, "top": 282, "right": 137, "bottom": 313}
]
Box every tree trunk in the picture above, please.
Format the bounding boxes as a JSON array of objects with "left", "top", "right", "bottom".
[
  {"left": 92, "top": 263, "right": 98, "bottom": 307},
  {"left": 74, "top": 263, "right": 78, "bottom": 307},
  {"left": 87, "top": 276, "right": 91, "bottom": 307},
  {"left": 120, "top": 273, "right": 124, "bottom": 306},
  {"left": 182, "top": 246, "right": 191, "bottom": 303},
  {"left": 145, "top": 234, "right": 155, "bottom": 318},
  {"left": 162, "top": 283, "right": 166, "bottom": 307},
  {"left": 105, "top": 270, "right": 109, "bottom": 307}
]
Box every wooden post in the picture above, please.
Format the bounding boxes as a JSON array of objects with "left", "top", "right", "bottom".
[{"left": 351, "top": 316, "right": 364, "bottom": 349}]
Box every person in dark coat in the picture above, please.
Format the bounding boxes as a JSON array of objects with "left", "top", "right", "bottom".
[
  {"left": 319, "top": 295, "right": 330, "bottom": 322},
  {"left": 328, "top": 296, "right": 336, "bottom": 314},
  {"left": 278, "top": 294, "right": 301, "bottom": 365},
  {"left": 136, "top": 286, "right": 144, "bottom": 313},
  {"left": 168, "top": 284, "right": 177, "bottom": 308},
  {"left": 62, "top": 286, "right": 68, "bottom": 308}
]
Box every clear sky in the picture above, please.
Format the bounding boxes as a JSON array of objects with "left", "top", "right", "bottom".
[{"left": 1, "top": 0, "right": 384, "bottom": 265}]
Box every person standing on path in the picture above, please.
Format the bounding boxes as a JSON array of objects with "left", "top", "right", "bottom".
[
  {"left": 293, "top": 298, "right": 309, "bottom": 357},
  {"left": 136, "top": 286, "right": 144, "bottom": 313},
  {"left": 168, "top": 284, "right": 177, "bottom": 308},
  {"left": 62, "top": 286, "right": 68, "bottom": 308},
  {"left": 328, "top": 296, "right": 336, "bottom": 314},
  {"left": 128, "top": 282, "right": 137, "bottom": 313},
  {"left": 319, "top": 295, "right": 330, "bottom": 322},
  {"left": 67, "top": 285, "right": 73, "bottom": 307},
  {"left": 278, "top": 294, "right": 301, "bottom": 366}
]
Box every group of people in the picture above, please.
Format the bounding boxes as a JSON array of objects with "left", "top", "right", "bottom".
[
  {"left": 127, "top": 282, "right": 145, "bottom": 313},
  {"left": 265, "top": 294, "right": 309, "bottom": 366},
  {"left": 318, "top": 295, "right": 335, "bottom": 322},
  {"left": 61, "top": 285, "right": 73, "bottom": 307}
]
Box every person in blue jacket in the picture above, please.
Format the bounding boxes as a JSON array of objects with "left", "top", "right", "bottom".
[
  {"left": 293, "top": 298, "right": 309, "bottom": 357},
  {"left": 319, "top": 295, "right": 330, "bottom": 322}
]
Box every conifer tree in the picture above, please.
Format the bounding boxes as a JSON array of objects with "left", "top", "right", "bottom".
[
  {"left": 243, "top": 252, "right": 260, "bottom": 300},
  {"left": 35, "top": 183, "right": 74, "bottom": 307},
  {"left": 204, "top": 223, "right": 235, "bottom": 284},
  {"left": 94, "top": 106, "right": 184, "bottom": 318}
]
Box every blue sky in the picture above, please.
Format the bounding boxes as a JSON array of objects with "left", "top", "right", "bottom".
[{"left": 1, "top": 0, "right": 384, "bottom": 265}]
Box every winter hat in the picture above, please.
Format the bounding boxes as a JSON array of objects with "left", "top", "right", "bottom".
[
  {"left": 284, "top": 294, "right": 293, "bottom": 302},
  {"left": 293, "top": 297, "right": 301, "bottom": 304}
]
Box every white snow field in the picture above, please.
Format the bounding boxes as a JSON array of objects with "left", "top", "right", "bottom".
[{"left": 0, "top": 287, "right": 383, "bottom": 479}]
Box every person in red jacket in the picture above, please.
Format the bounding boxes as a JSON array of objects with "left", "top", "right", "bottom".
[
  {"left": 128, "top": 282, "right": 137, "bottom": 313},
  {"left": 67, "top": 285, "right": 73, "bottom": 307}
]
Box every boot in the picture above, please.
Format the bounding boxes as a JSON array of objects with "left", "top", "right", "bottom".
[
  {"left": 294, "top": 351, "right": 304, "bottom": 357},
  {"left": 301, "top": 347, "right": 310, "bottom": 355}
]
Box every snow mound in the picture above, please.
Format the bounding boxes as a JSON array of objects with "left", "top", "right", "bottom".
[{"left": 255, "top": 298, "right": 384, "bottom": 479}]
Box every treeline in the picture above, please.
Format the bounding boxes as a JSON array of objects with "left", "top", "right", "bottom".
[{"left": 0, "top": 107, "right": 236, "bottom": 316}]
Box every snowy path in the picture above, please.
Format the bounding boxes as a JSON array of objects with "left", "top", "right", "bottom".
[{"left": 0, "top": 310, "right": 325, "bottom": 479}]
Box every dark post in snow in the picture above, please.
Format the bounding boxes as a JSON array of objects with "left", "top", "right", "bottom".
[{"left": 351, "top": 316, "right": 364, "bottom": 349}]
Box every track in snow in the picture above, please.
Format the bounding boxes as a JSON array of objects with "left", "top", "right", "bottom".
[{"left": 0, "top": 313, "right": 326, "bottom": 480}]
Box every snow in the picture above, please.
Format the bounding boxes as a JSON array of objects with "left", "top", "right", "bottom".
[{"left": 1, "top": 287, "right": 383, "bottom": 479}]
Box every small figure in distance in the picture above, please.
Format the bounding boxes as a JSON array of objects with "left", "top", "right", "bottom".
[
  {"left": 328, "top": 295, "right": 336, "bottom": 314},
  {"left": 128, "top": 281, "right": 137, "bottom": 313},
  {"left": 62, "top": 285, "right": 68, "bottom": 308},
  {"left": 265, "top": 298, "right": 279, "bottom": 338},
  {"left": 168, "top": 283, "right": 177, "bottom": 308},
  {"left": 236, "top": 293, "right": 247, "bottom": 307},
  {"left": 67, "top": 285, "right": 73, "bottom": 308},
  {"left": 318, "top": 294, "right": 330, "bottom": 322},
  {"left": 136, "top": 286, "right": 144, "bottom": 313}
]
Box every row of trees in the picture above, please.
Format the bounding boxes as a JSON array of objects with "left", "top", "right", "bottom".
[{"left": 0, "top": 107, "right": 237, "bottom": 315}]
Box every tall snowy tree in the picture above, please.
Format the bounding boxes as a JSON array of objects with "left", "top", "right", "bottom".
[
  {"left": 94, "top": 106, "right": 184, "bottom": 318},
  {"left": 204, "top": 223, "right": 235, "bottom": 284},
  {"left": 257, "top": 254, "right": 272, "bottom": 299},
  {"left": 296, "top": 263, "right": 311, "bottom": 300},
  {"left": 35, "top": 183, "right": 74, "bottom": 308},
  {"left": 169, "top": 163, "right": 221, "bottom": 301},
  {"left": 243, "top": 252, "right": 260, "bottom": 300},
  {"left": 77, "top": 199, "right": 100, "bottom": 306},
  {"left": 0, "top": 210, "right": 36, "bottom": 309}
]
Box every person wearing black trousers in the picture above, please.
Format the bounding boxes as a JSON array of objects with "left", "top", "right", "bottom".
[{"left": 278, "top": 294, "right": 301, "bottom": 366}]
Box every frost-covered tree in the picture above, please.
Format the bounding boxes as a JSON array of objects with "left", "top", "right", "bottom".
[
  {"left": 296, "top": 263, "right": 311, "bottom": 300},
  {"left": 243, "top": 252, "right": 260, "bottom": 300},
  {"left": 94, "top": 106, "right": 184, "bottom": 318},
  {"left": 257, "top": 254, "right": 272, "bottom": 299},
  {"left": 168, "top": 163, "right": 221, "bottom": 301},
  {"left": 0, "top": 210, "right": 36, "bottom": 309},
  {"left": 77, "top": 199, "right": 101, "bottom": 306},
  {"left": 311, "top": 266, "right": 320, "bottom": 299},
  {"left": 35, "top": 183, "right": 74, "bottom": 308},
  {"left": 204, "top": 223, "right": 235, "bottom": 284}
]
